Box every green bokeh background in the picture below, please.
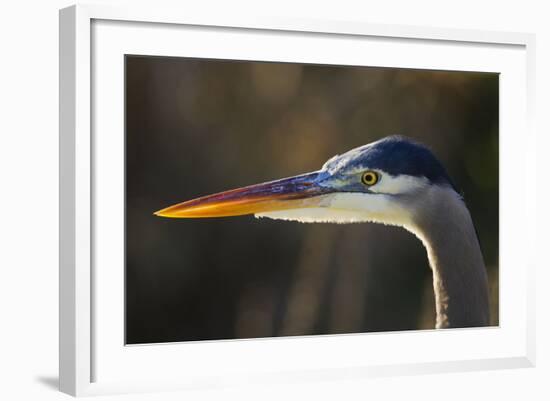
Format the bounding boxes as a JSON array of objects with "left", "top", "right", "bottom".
[{"left": 125, "top": 56, "right": 498, "bottom": 344}]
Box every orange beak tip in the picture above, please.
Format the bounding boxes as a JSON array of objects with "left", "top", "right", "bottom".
[{"left": 154, "top": 209, "right": 173, "bottom": 218}]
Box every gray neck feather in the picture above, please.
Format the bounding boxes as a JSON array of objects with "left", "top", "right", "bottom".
[{"left": 408, "top": 186, "right": 490, "bottom": 328}]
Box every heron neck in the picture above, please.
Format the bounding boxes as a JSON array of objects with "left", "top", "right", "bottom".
[{"left": 409, "top": 186, "right": 490, "bottom": 329}]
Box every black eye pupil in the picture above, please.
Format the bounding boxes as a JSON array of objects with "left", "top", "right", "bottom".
[{"left": 362, "top": 172, "right": 377, "bottom": 185}]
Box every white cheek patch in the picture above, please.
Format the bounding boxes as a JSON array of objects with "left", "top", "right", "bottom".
[
  {"left": 370, "top": 173, "right": 429, "bottom": 194},
  {"left": 255, "top": 192, "right": 413, "bottom": 228},
  {"left": 324, "top": 167, "right": 429, "bottom": 195}
]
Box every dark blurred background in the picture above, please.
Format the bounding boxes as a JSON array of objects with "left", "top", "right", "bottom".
[{"left": 125, "top": 55, "right": 499, "bottom": 344}]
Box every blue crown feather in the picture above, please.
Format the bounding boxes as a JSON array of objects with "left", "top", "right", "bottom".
[{"left": 324, "top": 136, "right": 458, "bottom": 192}]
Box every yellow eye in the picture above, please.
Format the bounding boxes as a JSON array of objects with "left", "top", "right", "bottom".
[{"left": 361, "top": 171, "right": 379, "bottom": 186}]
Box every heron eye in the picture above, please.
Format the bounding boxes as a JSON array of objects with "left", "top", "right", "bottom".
[{"left": 361, "top": 171, "right": 379, "bottom": 186}]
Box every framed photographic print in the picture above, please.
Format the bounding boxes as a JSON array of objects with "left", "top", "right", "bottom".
[{"left": 59, "top": 4, "right": 536, "bottom": 396}]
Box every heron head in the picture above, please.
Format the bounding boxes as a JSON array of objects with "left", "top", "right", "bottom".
[{"left": 154, "top": 136, "right": 458, "bottom": 227}]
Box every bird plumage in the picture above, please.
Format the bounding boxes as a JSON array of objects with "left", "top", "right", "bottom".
[{"left": 322, "top": 135, "right": 458, "bottom": 192}]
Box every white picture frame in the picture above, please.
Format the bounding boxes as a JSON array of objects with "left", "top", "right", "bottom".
[{"left": 59, "top": 4, "right": 536, "bottom": 397}]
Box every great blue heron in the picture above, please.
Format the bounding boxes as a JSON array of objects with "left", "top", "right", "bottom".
[{"left": 155, "top": 136, "right": 490, "bottom": 329}]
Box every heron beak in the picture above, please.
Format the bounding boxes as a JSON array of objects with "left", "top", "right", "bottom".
[{"left": 154, "top": 171, "right": 331, "bottom": 218}]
